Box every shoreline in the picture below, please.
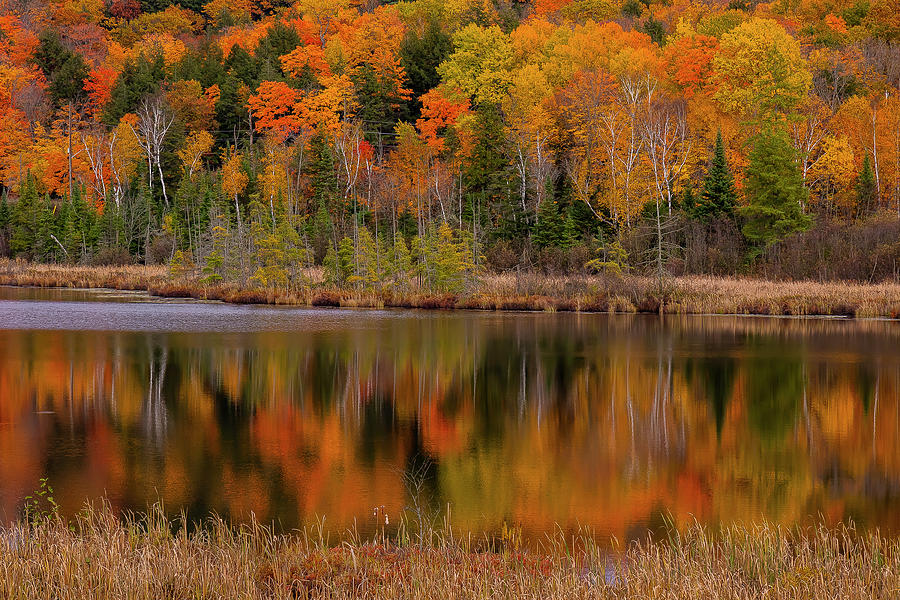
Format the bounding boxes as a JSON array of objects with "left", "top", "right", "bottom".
[{"left": 3, "top": 260, "right": 900, "bottom": 318}]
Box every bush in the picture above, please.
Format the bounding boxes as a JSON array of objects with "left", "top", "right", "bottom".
[
  {"left": 147, "top": 234, "right": 175, "bottom": 265},
  {"left": 484, "top": 240, "right": 520, "bottom": 271},
  {"left": 89, "top": 247, "right": 133, "bottom": 266}
]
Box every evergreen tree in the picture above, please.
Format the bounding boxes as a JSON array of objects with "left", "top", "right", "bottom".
[
  {"left": 215, "top": 74, "right": 249, "bottom": 145},
  {"left": 351, "top": 227, "right": 382, "bottom": 289},
  {"left": 433, "top": 222, "right": 475, "bottom": 293},
  {"left": 64, "top": 185, "right": 95, "bottom": 259},
  {"left": 693, "top": 131, "right": 737, "bottom": 221},
  {"left": 32, "top": 194, "right": 54, "bottom": 262},
  {"left": 307, "top": 133, "right": 339, "bottom": 210},
  {"left": 97, "top": 199, "right": 125, "bottom": 254},
  {"left": 352, "top": 64, "right": 410, "bottom": 138},
  {"left": 225, "top": 46, "right": 259, "bottom": 87},
  {"left": 255, "top": 22, "right": 301, "bottom": 76},
  {"left": 642, "top": 16, "right": 666, "bottom": 45},
  {"left": 561, "top": 207, "right": 579, "bottom": 250},
  {"left": 390, "top": 234, "right": 413, "bottom": 290},
  {"left": 33, "top": 30, "right": 89, "bottom": 107},
  {"left": 856, "top": 153, "right": 877, "bottom": 217},
  {"left": 104, "top": 53, "right": 166, "bottom": 125},
  {"left": 11, "top": 176, "right": 39, "bottom": 258},
  {"left": 465, "top": 103, "right": 519, "bottom": 239},
  {"left": 533, "top": 195, "right": 564, "bottom": 248},
  {"left": 248, "top": 196, "right": 287, "bottom": 288},
  {"left": 740, "top": 127, "right": 811, "bottom": 249},
  {"left": 175, "top": 40, "right": 226, "bottom": 90},
  {"left": 324, "top": 236, "right": 356, "bottom": 286},
  {"left": 400, "top": 19, "right": 452, "bottom": 118},
  {"left": 0, "top": 194, "right": 9, "bottom": 256}
]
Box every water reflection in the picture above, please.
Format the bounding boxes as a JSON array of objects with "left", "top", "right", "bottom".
[{"left": 1, "top": 291, "right": 900, "bottom": 540}]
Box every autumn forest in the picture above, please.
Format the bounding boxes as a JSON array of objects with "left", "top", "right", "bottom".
[{"left": 0, "top": 0, "right": 899, "bottom": 290}]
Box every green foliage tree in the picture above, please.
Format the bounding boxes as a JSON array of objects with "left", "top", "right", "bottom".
[
  {"left": 352, "top": 64, "right": 410, "bottom": 137},
  {"left": 856, "top": 153, "right": 877, "bottom": 217},
  {"left": 247, "top": 198, "right": 307, "bottom": 289},
  {"left": 255, "top": 22, "right": 302, "bottom": 76},
  {"left": 104, "top": 53, "right": 166, "bottom": 125},
  {"left": 561, "top": 208, "right": 579, "bottom": 250},
  {"left": 390, "top": 233, "right": 413, "bottom": 290},
  {"left": 175, "top": 41, "right": 226, "bottom": 89},
  {"left": 0, "top": 194, "right": 10, "bottom": 256},
  {"left": 201, "top": 226, "right": 227, "bottom": 285},
  {"left": 225, "top": 46, "right": 259, "bottom": 87},
  {"left": 433, "top": 222, "right": 475, "bottom": 293},
  {"left": 215, "top": 74, "right": 249, "bottom": 145},
  {"left": 33, "top": 31, "right": 89, "bottom": 106},
  {"left": 642, "top": 16, "right": 666, "bottom": 45},
  {"left": 693, "top": 132, "right": 738, "bottom": 221},
  {"left": 465, "top": 103, "right": 521, "bottom": 239},
  {"left": 410, "top": 222, "right": 477, "bottom": 293},
  {"left": 400, "top": 19, "right": 452, "bottom": 117},
  {"left": 740, "top": 127, "right": 811, "bottom": 250},
  {"left": 33, "top": 194, "right": 54, "bottom": 262},
  {"left": 348, "top": 226, "right": 385, "bottom": 289},
  {"left": 10, "top": 176, "right": 40, "bottom": 259},
  {"left": 533, "top": 195, "right": 564, "bottom": 248}
]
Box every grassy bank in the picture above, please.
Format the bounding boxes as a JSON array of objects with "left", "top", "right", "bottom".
[
  {"left": 1, "top": 504, "right": 897, "bottom": 599},
  {"left": 3, "top": 259, "right": 900, "bottom": 318}
]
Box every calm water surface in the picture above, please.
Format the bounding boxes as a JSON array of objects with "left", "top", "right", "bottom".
[{"left": 1, "top": 286, "right": 900, "bottom": 540}]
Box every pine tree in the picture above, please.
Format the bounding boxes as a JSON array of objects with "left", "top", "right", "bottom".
[
  {"left": 277, "top": 219, "right": 308, "bottom": 285},
  {"left": 856, "top": 153, "right": 877, "bottom": 217},
  {"left": 33, "top": 30, "right": 88, "bottom": 107},
  {"left": 325, "top": 237, "right": 355, "bottom": 286},
  {"left": 561, "top": 207, "right": 579, "bottom": 250},
  {"left": 33, "top": 194, "right": 54, "bottom": 262},
  {"left": 11, "top": 175, "right": 39, "bottom": 258},
  {"left": 305, "top": 134, "right": 339, "bottom": 257},
  {"left": 740, "top": 127, "right": 811, "bottom": 249},
  {"left": 390, "top": 234, "right": 412, "bottom": 290},
  {"left": 201, "top": 224, "right": 227, "bottom": 285},
  {"left": 0, "top": 194, "right": 10, "bottom": 256},
  {"left": 400, "top": 18, "right": 452, "bottom": 118},
  {"left": 465, "top": 103, "right": 519, "bottom": 239},
  {"left": 433, "top": 222, "right": 474, "bottom": 293},
  {"left": 104, "top": 53, "right": 166, "bottom": 125},
  {"left": 693, "top": 131, "right": 737, "bottom": 221},
  {"left": 533, "top": 195, "right": 564, "bottom": 248},
  {"left": 352, "top": 227, "right": 381, "bottom": 289}
]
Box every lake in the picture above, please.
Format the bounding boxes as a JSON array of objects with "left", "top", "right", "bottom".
[{"left": 1, "top": 286, "right": 899, "bottom": 541}]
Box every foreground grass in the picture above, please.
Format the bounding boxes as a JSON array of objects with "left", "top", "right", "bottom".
[
  {"left": 4, "top": 259, "right": 900, "bottom": 317},
  {"left": 1, "top": 505, "right": 898, "bottom": 599}
]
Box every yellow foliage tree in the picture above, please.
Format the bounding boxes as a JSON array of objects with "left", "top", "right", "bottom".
[
  {"left": 177, "top": 130, "right": 214, "bottom": 179},
  {"left": 712, "top": 18, "right": 811, "bottom": 123}
]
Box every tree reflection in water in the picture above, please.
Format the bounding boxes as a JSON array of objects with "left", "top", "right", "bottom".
[{"left": 2, "top": 307, "right": 900, "bottom": 541}]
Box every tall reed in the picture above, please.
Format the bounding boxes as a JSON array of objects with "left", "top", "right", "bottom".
[{"left": 1, "top": 502, "right": 897, "bottom": 599}]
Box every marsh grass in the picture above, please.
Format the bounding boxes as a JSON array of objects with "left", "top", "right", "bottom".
[
  {"left": 4, "top": 258, "right": 900, "bottom": 318},
  {"left": 1, "top": 502, "right": 898, "bottom": 599}
]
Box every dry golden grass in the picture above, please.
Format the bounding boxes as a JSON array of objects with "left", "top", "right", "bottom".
[
  {"left": 0, "top": 258, "right": 167, "bottom": 291},
  {"left": 1, "top": 503, "right": 898, "bottom": 599},
  {"left": 4, "top": 259, "right": 900, "bottom": 318}
]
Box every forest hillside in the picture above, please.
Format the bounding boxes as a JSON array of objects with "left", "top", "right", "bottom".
[{"left": 1, "top": 0, "right": 899, "bottom": 289}]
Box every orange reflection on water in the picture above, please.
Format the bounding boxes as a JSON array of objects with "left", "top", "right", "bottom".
[{"left": 1, "top": 312, "right": 900, "bottom": 540}]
